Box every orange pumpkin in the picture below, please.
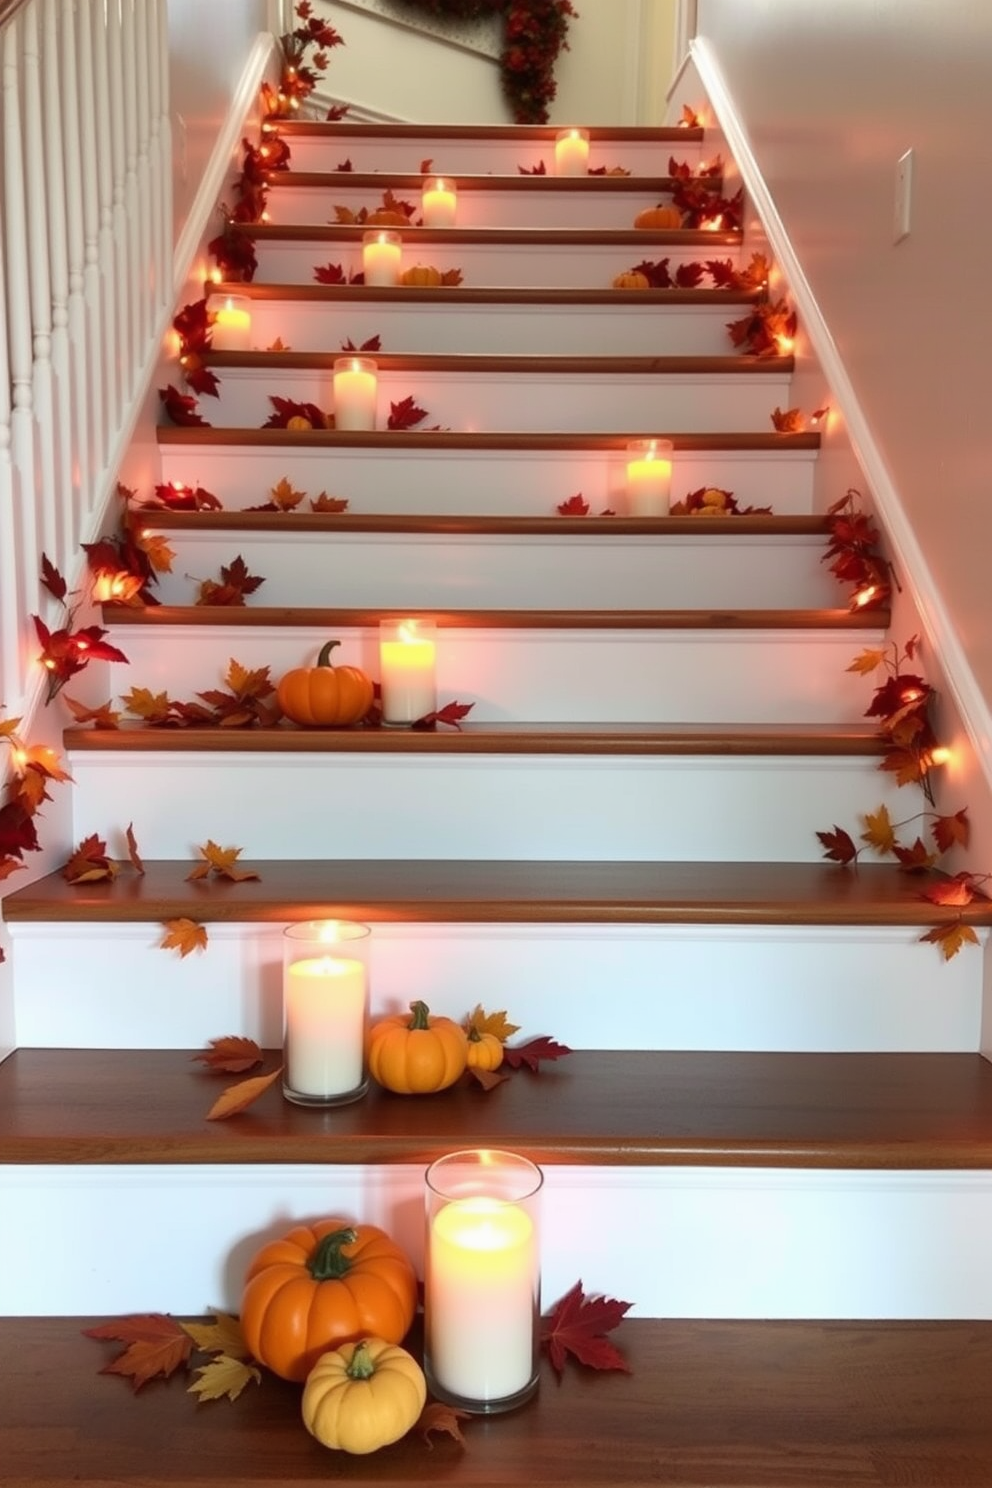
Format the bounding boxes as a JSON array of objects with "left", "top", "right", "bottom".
[
  {"left": 241, "top": 1219, "right": 418, "bottom": 1383},
  {"left": 365, "top": 208, "right": 409, "bottom": 227},
  {"left": 401, "top": 264, "right": 442, "bottom": 287},
  {"left": 367, "top": 1000, "right": 468, "bottom": 1094},
  {"left": 465, "top": 1028, "right": 504, "bottom": 1072},
  {"left": 277, "top": 641, "right": 374, "bottom": 727},
  {"left": 612, "top": 270, "right": 650, "bottom": 290},
  {"left": 634, "top": 204, "right": 683, "bottom": 229}
]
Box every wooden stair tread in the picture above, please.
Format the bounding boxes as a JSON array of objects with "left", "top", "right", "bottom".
[
  {"left": 61, "top": 722, "right": 887, "bottom": 757},
  {"left": 234, "top": 222, "right": 742, "bottom": 246},
  {"left": 5, "top": 1317, "right": 992, "bottom": 1487},
  {"left": 278, "top": 122, "right": 706, "bottom": 142},
  {"left": 206, "top": 351, "right": 792, "bottom": 375},
  {"left": 5, "top": 1050, "right": 992, "bottom": 1169},
  {"left": 102, "top": 604, "right": 885, "bottom": 630},
  {"left": 157, "top": 427, "right": 817, "bottom": 451},
  {"left": 146, "top": 511, "right": 829, "bottom": 536},
  {"left": 273, "top": 169, "right": 698, "bottom": 192},
  {"left": 206, "top": 282, "right": 763, "bottom": 306},
  {"left": 5, "top": 860, "right": 987, "bottom": 927}
]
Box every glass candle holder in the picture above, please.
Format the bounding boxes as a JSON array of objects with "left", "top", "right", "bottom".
[
  {"left": 210, "top": 294, "right": 252, "bottom": 351},
  {"left": 333, "top": 356, "right": 378, "bottom": 431},
  {"left": 362, "top": 229, "right": 402, "bottom": 286},
  {"left": 554, "top": 128, "right": 590, "bottom": 177},
  {"left": 379, "top": 618, "right": 436, "bottom": 725},
  {"left": 424, "top": 1149, "right": 543, "bottom": 1414},
  {"left": 421, "top": 176, "right": 458, "bottom": 227},
  {"left": 282, "top": 920, "right": 371, "bottom": 1107},
  {"left": 625, "top": 438, "right": 674, "bottom": 515}
]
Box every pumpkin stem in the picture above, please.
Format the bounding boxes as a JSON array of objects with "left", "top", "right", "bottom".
[
  {"left": 466, "top": 1025, "right": 482, "bottom": 1042},
  {"left": 407, "top": 1000, "right": 432, "bottom": 1031},
  {"left": 346, "top": 1340, "right": 377, "bottom": 1380},
  {"left": 316, "top": 639, "right": 341, "bottom": 668},
  {"left": 307, "top": 1225, "right": 358, "bottom": 1280}
]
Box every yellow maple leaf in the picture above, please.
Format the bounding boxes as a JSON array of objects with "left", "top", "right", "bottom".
[
  {"left": 206, "top": 1066, "right": 282, "bottom": 1121},
  {"left": 0, "top": 715, "right": 23, "bottom": 738},
  {"left": 225, "top": 659, "right": 273, "bottom": 700},
  {"left": 186, "top": 1354, "right": 261, "bottom": 1403},
  {"left": 269, "top": 476, "right": 306, "bottom": 511},
  {"left": 920, "top": 922, "right": 980, "bottom": 960},
  {"left": 846, "top": 647, "right": 888, "bottom": 676},
  {"left": 160, "top": 919, "right": 208, "bottom": 957},
  {"left": 187, "top": 841, "right": 260, "bottom": 883},
  {"left": 136, "top": 532, "right": 175, "bottom": 574},
  {"left": 181, "top": 1312, "right": 249, "bottom": 1359},
  {"left": 860, "top": 804, "right": 897, "bottom": 856},
  {"left": 122, "top": 686, "right": 172, "bottom": 721},
  {"left": 465, "top": 1004, "right": 522, "bottom": 1043}
]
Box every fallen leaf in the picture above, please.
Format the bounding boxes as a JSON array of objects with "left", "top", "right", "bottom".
[
  {"left": 206, "top": 1065, "right": 282, "bottom": 1121},
  {"left": 83, "top": 1314, "right": 193, "bottom": 1391},
  {"left": 192, "top": 1036, "right": 263, "bottom": 1073},
  {"left": 187, "top": 1354, "right": 261, "bottom": 1404},
  {"left": 817, "top": 826, "right": 858, "bottom": 865},
  {"left": 502, "top": 1035, "right": 572, "bottom": 1072},
  {"left": 160, "top": 919, "right": 209, "bottom": 957},
  {"left": 920, "top": 922, "right": 981, "bottom": 960},
  {"left": 180, "top": 1312, "right": 250, "bottom": 1359},
  {"left": 195, "top": 555, "right": 265, "bottom": 606},
  {"left": 310, "top": 492, "right": 350, "bottom": 512},
  {"left": 467, "top": 1065, "right": 511, "bottom": 1091},
  {"left": 122, "top": 686, "right": 174, "bottom": 724},
  {"left": 267, "top": 336, "right": 291, "bottom": 352},
  {"left": 540, "top": 1281, "right": 632, "bottom": 1376},
  {"left": 263, "top": 395, "right": 327, "bottom": 430},
  {"left": 417, "top": 1399, "right": 470, "bottom": 1447},
  {"left": 557, "top": 494, "right": 590, "bottom": 516},
  {"left": 420, "top": 158, "right": 433, "bottom": 174},
  {"left": 340, "top": 335, "right": 382, "bottom": 352},
  {"left": 268, "top": 477, "right": 307, "bottom": 511},
  {"left": 466, "top": 1005, "right": 522, "bottom": 1042},
  {"left": 387, "top": 395, "right": 429, "bottom": 431},
  {"left": 187, "top": 841, "right": 260, "bottom": 883},
  {"left": 920, "top": 872, "right": 988, "bottom": 908},
  {"left": 159, "top": 384, "right": 209, "bottom": 426},
  {"left": 314, "top": 261, "right": 348, "bottom": 283},
  {"left": 411, "top": 700, "right": 475, "bottom": 731},
  {"left": 63, "top": 833, "right": 119, "bottom": 884},
  {"left": 125, "top": 822, "right": 145, "bottom": 875},
  {"left": 518, "top": 160, "right": 547, "bottom": 175},
  {"left": 771, "top": 406, "right": 805, "bottom": 433},
  {"left": 335, "top": 158, "right": 353, "bottom": 172},
  {"left": 439, "top": 268, "right": 463, "bottom": 286}
]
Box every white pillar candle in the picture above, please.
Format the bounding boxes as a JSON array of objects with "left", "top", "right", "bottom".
[
  {"left": 554, "top": 128, "right": 589, "bottom": 177},
  {"left": 421, "top": 177, "right": 457, "bottom": 227},
  {"left": 284, "top": 954, "right": 367, "bottom": 1100},
  {"left": 379, "top": 619, "right": 436, "bottom": 724},
  {"left": 427, "top": 1197, "right": 537, "bottom": 1403},
  {"left": 210, "top": 295, "right": 252, "bottom": 351},
  {"left": 625, "top": 438, "right": 674, "bottom": 515},
  {"left": 333, "top": 357, "right": 378, "bottom": 431},
  {"left": 362, "top": 229, "right": 402, "bottom": 285}
]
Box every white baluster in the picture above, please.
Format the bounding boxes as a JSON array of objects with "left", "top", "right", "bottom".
[
  {"left": 59, "top": 0, "right": 92, "bottom": 524},
  {"left": 133, "top": 0, "right": 152, "bottom": 351},
  {"left": 42, "top": 0, "right": 75, "bottom": 578},
  {"left": 111, "top": 0, "right": 136, "bottom": 396},
  {"left": 91, "top": 0, "right": 120, "bottom": 445},
  {"left": 77, "top": 0, "right": 107, "bottom": 476},
  {"left": 155, "top": 0, "right": 172, "bottom": 292},
  {"left": 0, "top": 171, "right": 19, "bottom": 711},
  {"left": 3, "top": 12, "right": 40, "bottom": 706}
]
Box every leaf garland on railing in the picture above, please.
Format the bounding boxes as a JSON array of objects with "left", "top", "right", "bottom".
[
  {"left": 726, "top": 299, "right": 797, "bottom": 358},
  {"left": 159, "top": 385, "right": 211, "bottom": 427},
  {"left": 0, "top": 714, "right": 72, "bottom": 892},
  {"left": 33, "top": 556, "right": 129, "bottom": 704},
  {"left": 263, "top": 0, "right": 344, "bottom": 120},
  {"left": 171, "top": 298, "right": 220, "bottom": 398},
  {"left": 822, "top": 488, "right": 894, "bottom": 611}
]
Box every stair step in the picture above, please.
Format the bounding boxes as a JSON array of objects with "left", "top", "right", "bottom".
[
  {"left": 6, "top": 859, "right": 987, "bottom": 929},
  {"left": 4, "top": 1317, "right": 992, "bottom": 1487},
  {"left": 208, "top": 282, "right": 763, "bottom": 356},
  {"left": 148, "top": 511, "right": 829, "bottom": 536},
  {"left": 104, "top": 604, "right": 881, "bottom": 629},
  {"left": 202, "top": 360, "right": 792, "bottom": 435},
  {"left": 5, "top": 1049, "right": 992, "bottom": 1168}
]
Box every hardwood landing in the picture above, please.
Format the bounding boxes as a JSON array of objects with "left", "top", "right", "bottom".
[
  {"left": 5, "top": 860, "right": 990, "bottom": 928},
  {"left": 3, "top": 1317, "right": 992, "bottom": 1486},
  {"left": 3, "top": 1049, "right": 992, "bottom": 1169}
]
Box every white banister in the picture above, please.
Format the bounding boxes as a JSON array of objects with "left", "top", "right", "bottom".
[{"left": 0, "top": 0, "right": 173, "bottom": 722}]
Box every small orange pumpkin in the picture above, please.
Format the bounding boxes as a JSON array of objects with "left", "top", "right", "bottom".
[
  {"left": 367, "top": 1000, "right": 468, "bottom": 1094},
  {"left": 634, "top": 203, "right": 683, "bottom": 230},
  {"left": 277, "top": 641, "right": 374, "bottom": 727},
  {"left": 465, "top": 1027, "right": 504, "bottom": 1072},
  {"left": 365, "top": 208, "right": 409, "bottom": 227},
  {"left": 241, "top": 1220, "right": 418, "bottom": 1383},
  {"left": 612, "top": 270, "right": 650, "bottom": 290},
  {"left": 401, "top": 264, "right": 442, "bottom": 287}
]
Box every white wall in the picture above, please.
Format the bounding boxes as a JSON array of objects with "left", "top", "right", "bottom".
[{"left": 693, "top": 0, "right": 992, "bottom": 725}]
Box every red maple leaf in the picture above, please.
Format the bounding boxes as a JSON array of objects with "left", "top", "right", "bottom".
[
  {"left": 314, "top": 262, "right": 347, "bottom": 284},
  {"left": 326, "top": 104, "right": 350, "bottom": 120},
  {"left": 932, "top": 809, "right": 970, "bottom": 854},
  {"left": 411, "top": 700, "right": 475, "bottom": 731},
  {"left": 40, "top": 552, "right": 67, "bottom": 603},
  {"left": 518, "top": 160, "right": 548, "bottom": 175},
  {"left": 387, "top": 396, "right": 429, "bottom": 431},
  {"left": 632, "top": 258, "right": 674, "bottom": 289},
  {"left": 674, "top": 262, "right": 706, "bottom": 288},
  {"left": 817, "top": 826, "right": 858, "bottom": 865},
  {"left": 83, "top": 1314, "right": 193, "bottom": 1391},
  {"left": 184, "top": 361, "right": 221, "bottom": 398},
  {"left": 892, "top": 836, "right": 937, "bottom": 873},
  {"left": 263, "top": 396, "right": 326, "bottom": 430},
  {"left": 502, "top": 1036, "right": 572, "bottom": 1072},
  {"left": 0, "top": 801, "right": 40, "bottom": 860},
  {"left": 158, "top": 384, "right": 209, "bottom": 426},
  {"left": 920, "top": 872, "right": 989, "bottom": 908},
  {"left": 557, "top": 494, "right": 590, "bottom": 516},
  {"left": 336, "top": 158, "right": 353, "bottom": 172},
  {"left": 340, "top": 335, "right": 382, "bottom": 352},
  {"left": 541, "top": 1281, "right": 632, "bottom": 1376}
]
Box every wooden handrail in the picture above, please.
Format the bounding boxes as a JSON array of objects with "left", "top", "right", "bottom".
[{"left": 0, "top": 0, "right": 30, "bottom": 28}]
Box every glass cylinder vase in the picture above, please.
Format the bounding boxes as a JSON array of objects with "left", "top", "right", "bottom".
[
  {"left": 424, "top": 1149, "right": 543, "bottom": 1414},
  {"left": 379, "top": 618, "right": 437, "bottom": 725},
  {"left": 282, "top": 920, "right": 370, "bottom": 1107}
]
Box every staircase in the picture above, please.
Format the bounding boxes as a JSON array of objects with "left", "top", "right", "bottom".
[{"left": 5, "top": 109, "right": 992, "bottom": 1486}]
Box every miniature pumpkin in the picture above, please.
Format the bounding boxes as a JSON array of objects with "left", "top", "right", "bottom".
[
  {"left": 367, "top": 1000, "right": 468, "bottom": 1094},
  {"left": 241, "top": 1220, "right": 418, "bottom": 1383},
  {"left": 277, "top": 640, "right": 374, "bottom": 727},
  {"left": 634, "top": 203, "right": 683, "bottom": 229},
  {"left": 465, "top": 1027, "right": 504, "bottom": 1071},
  {"left": 302, "top": 1338, "right": 427, "bottom": 1454},
  {"left": 365, "top": 208, "right": 409, "bottom": 227},
  {"left": 612, "top": 270, "right": 650, "bottom": 290},
  {"left": 286, "top": 414, "right": 314, "bottom": 430},
  {"left": 401, "top": 264, "right": 442, "bottom": 287}
]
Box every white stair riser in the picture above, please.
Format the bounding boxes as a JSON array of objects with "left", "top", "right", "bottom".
[
  {"left": 253, "top": 238, "right": 744, "bottom": 289},
  {"left": 235, "top": 299, "right": 748, "bottom": 357},
  {"left": 269, "top": 184, "right": 685, "bottom": 230},
  {"left": 149, "top": 532, "right": 838, "bottom": 609},
  {"left": 11, "top": 923, "right": 981, "bottom": 1054},
  {"left": 157, "top": 445, "right": 817, "bottom": 516},
  {"left": 6, "top": 1165, "right": 992, "bottom": 1319},
  {"left": 206, "top": 367, "right": 793, "bottom": 436},
  {"left": 103, "top": 627, "right": 883, "bottom": 724},
  {"left": 68, "top": 754, "right": 898, "bottom": 863},
  {"left": 280, "top": 137, "right": 706, "bottom": 175}
]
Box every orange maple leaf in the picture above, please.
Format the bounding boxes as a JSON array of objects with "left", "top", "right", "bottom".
[
  {"left": 125, "top": 822, "right": 145, "bottom": 875},
  {"left": 225, "top": 659, "right": 274, "bottom": 701},
  {"left": 122, "top": 686, "right": 174, "bottom": 723},
  {"left": 268, "top": 476, "right": 306, "bottom": 511},
  {"left": 860, "top": 805, "right": 897, "bottom": 856},
  {"left": 266, "top": 336, "right": 291, "bottom": 351},
  {"left": 880, "top": 746, "right": 925, "bottom": 788},
  {"left": 310, "top": 492, "right": 350, "bottom": 512},
  {"left": 63, "top": 695, "right": 121, "bottom": 728},
  {"left": 160, "top": 919, "right": 209, "bottom": 957},
  {"left": 192, "top": 1036, "right": 263, "bottom": 1073},
  {"left": 932, "top": 809, "right": 970, "bottom": 854},
  {"left": 467, "top": 1065, "right": 511, "bottom": 1091},
  {"left": 893, "top": 836, "right": 937, "bottom": 872},
  {"left": 83, "top": 1314, "right": 193, "bottom": 1390},
  {"left": 771, "top": 406, "right": 805, "bottom": 433},
  {"left": 134, "top": 532, "right": 175, "bottom": 574},
  {"left": 439, "top": 268, "right": 463, "bottom": 286},
  {"left": 63, "top": 833, "right": 119, "bottom": 884},
  {"left": 920, "top": 922, "right": 980, "bottom": 960},
  {"left": 417, "top": 1399, "right": 470, "bottom": 1447},
  {"left": 206, "top": 1065, "right": 282, "bottom": 1120},
  {"left": 465, "top": 1004, "right": 521, "bottom": 1042},
  {"left": 187, "top": 841, "right": 260, "bottom": 883}
]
